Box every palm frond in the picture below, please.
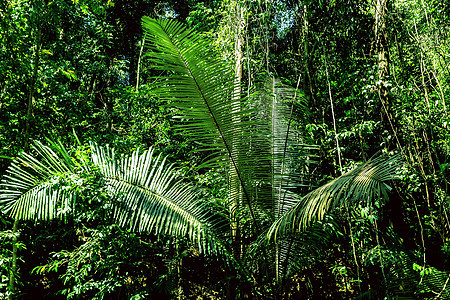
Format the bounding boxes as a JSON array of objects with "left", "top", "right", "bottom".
[
  {"left": 251, "top": 215, "right": 338, "bottom": 281},
  {"left": 267, "top": 153, "right": 404, "bottom": 241},
  {"left": 0, "top": 140, "right": 79, "bottom": 221},
  {"left": 268, "top": 77, "right": 318, "bottom": 218},
  {"left": 383, "top": 251, "right": 450, "bottom": 299},
  {"left": 0, "top": 140, "right": 229, "bottom": 255},
  {"left": 250, "top": 77, "right": 319, "bottom": 280},
  {"left": 90, "top": 142, "right": 229, "bottom": 254},
  {"left": 142, "top": 17, "right": 271, "bottom": 214}
]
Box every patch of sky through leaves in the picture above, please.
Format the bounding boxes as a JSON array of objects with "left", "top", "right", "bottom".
[{"left": 273, "top": 0, "right": 296, "bottom": 39}]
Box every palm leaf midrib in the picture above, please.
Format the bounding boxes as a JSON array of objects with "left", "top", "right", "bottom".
[
  {"left": 104, "top": 175, "right": 215, "bottom": 231},
  {"left": 266, "top": 153, "right": 403, "bottom": 240},
  {"left": 147, "top": 18, "right": 256, "bottom": 220}
]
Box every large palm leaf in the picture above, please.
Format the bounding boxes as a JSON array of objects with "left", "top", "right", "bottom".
[
  {"left": 142, "top": 17, "right": 272, "bottom": 218},
  {"left": 267, "top": 77, "right": 317, "bottom": 218},
  {"left": 260, "top": 77, "right": 319, "bottom": 280},
  {"left": 266, "top": 153, "right": 404, "bottom": 241},
  {"left": 140, "top": 19, "right": 407, "bottom": 283},
  {"left": 89, "top": 142, "right": 228, "bottom": 253},
  {"left": 0, "top": 140, "right": 81, "bottom": 221},
  {"left": 0, "top": 140, "right": 228, "bottom": 254}
]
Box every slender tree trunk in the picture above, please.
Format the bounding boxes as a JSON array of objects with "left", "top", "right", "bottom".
[
  {"left": 227, "top": 2, "right": 245, "bottom": 299},
  {"left": 135, "top": 36, "right": 145, "bottom": 92},
  {"left": 8, "top": 218, "right": 19, "bottom": 300},
  {"left": 374, "top": 0, "right": 391, "bottom": 120},
  {"left": 301, "top": 3, "right": 314, "bottom": 102},
  {"left": 24, "top": 27, "right": 41, "bottom": 150}
]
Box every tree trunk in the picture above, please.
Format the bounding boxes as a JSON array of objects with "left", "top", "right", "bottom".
[
  {"left": 8, "top": 218, "right": 19, "bottom": 300},
  {"left": 374, "top": 0, "right": 391, "bottom": 120},
  {"left": 24, "top": 25, "right": 41, "bottom": 150}
]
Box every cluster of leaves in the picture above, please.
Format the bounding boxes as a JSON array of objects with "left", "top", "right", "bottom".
[
  {"left": 0, "top": 14, "right": 406, "bottom": 299},
  {"left": 2, "top": 0, "right": 450, "bottom": 299}
]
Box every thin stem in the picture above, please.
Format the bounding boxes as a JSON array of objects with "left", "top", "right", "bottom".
[
  {"left": 323, "top": 51, "right": 343, "bottom": 174},
  {"left": 8, "top": 218, "right": 19, "bottom": 300},
  {"left": 135, "top": 36, "right": 146, "bottom": 92},
  {"left": 346, "top": 207, "right": 361, "bottom": 292}
]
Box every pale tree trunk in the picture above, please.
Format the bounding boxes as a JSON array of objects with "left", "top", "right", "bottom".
[
  {"left": 229, "top": 0, "right": 245, "bottom": 253},
  {"left": 374, "top": 0, "right": 391, "bottom": 119},
  {"left": 227, "top": 2, "right": 245, "bottom": 299},
  {"left": 374, "top": 0, "right": 404, "bottom": 153},
  {"left": 135, "top": 37, "right": 145, "bottom": 92},
  {"left": 300, "top": 2, "right": 314, "bottom": 102}
]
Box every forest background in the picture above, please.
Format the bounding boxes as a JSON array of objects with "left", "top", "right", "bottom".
[{"left": 1, "top": 0, "right": 450, "bottom": 299}]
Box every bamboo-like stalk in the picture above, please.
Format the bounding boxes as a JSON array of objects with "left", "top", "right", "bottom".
[{"left": 135, "top": 36, "right": 146, "bottom": 92}]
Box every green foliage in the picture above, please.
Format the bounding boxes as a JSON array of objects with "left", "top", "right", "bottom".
[
  {"left": 31, "top": 225, "right": 184, "bottom": 299},
  {"left": 0, "top": 139, "right": 228, "bottom": 255},
  {"left": 2, "top": 0, "right": 450, "bottom": 298},
  {"left": 1, "top": 15, "right": 408, "bottom": 299},
  {"left": 268, "top": 153, "right": 403, "bottom": 240}
]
